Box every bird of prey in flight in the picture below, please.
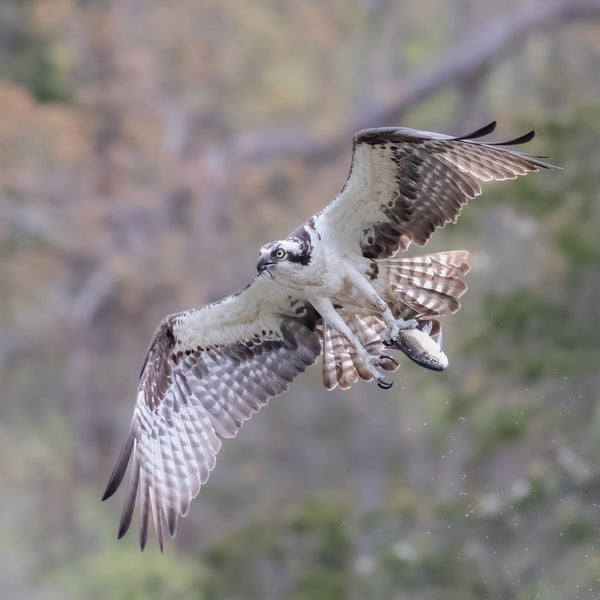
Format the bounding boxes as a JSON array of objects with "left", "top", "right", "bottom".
[{"left": 103, "top": 121, "right": 552, "bottom": 550}]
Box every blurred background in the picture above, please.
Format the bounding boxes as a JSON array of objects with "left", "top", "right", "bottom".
[{"left": 1, "top": 0, "right": 600, "bottom": 598}]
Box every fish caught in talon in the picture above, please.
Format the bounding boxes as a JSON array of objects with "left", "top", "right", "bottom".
[{"left": 392, "top": 325, "right": 449, "bottom": 372}]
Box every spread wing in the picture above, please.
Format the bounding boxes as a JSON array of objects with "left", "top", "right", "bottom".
[
  {"left": 316, "top": 121, "right": 554, "bottom": 259},
  {"left": 102, "top": 277, "right": 321, "bottom": 550}
]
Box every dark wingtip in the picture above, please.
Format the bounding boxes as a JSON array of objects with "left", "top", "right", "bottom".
[
  {"left": 117, "top": 497, "right": 135, "bottom": 541},
  {"left": 455, "top": 121, "right": 497, "bottom": 141},
  {"left": 102, "top": 432, "right": 135, "bottom": 501},
  {"left": 117, "top": 479, "right": 138, "bottom": 542},
  {"left": 101, "top": 486, "right": 115, "bottom": 502},
  {"left": 113, "top": 442, "right": 140, "bottom": 543},
  {"left": 167, "top": 507, "right": 178, "bottom": 538},
  {"left": 486, "top": 129, "right": 537, "bottom": 146},
  {"left": 102, "top": 473, "right": 120, "bottom": 502},
  {"left": 117, "top": 522, "right": 129, "bottom": 540},
  {"left": 140, "top": 532, "right": 147, "bottom": 552}
]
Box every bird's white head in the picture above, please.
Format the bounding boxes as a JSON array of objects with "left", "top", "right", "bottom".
[
  {"left": 257, "top": 237, "right": 312, "bottom": 279},
  {"left": 257, "top": 222, "right": 315, "bottom": 285}
]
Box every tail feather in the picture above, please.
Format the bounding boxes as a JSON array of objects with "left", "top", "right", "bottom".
[
  {"left": 376, "top": 251, "right": 469, "bottom": 319},
  {"left": 322, "top": 314, "right": 397, "bottom": 391}
]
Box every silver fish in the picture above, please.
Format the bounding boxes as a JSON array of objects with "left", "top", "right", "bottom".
[{"left": 392, "top": 322, "right": 449, "bottom": 371}]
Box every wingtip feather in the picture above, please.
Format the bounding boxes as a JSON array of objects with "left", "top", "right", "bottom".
[
  {"left": 117, "top": 486, "right": 137, "bottom": 541},
  {"left": 115, "top": 442, "right": 140, "bottom": 542},
  {"left": 102, "top": 432, "right": 135, "bottom": 501},
  {"left": 485, "top": 129, "right": 536, "bottom": 146},
  {"left": 139, "top": 470, "right": 150, "bottom": 551},
  {"left": 150, "top": 488, "right": 165, "bottom": 553},
  {"left": 167, "top": 507, "right": 178, "bottom": 538},
  {"left": 139, "top": 530, "right": 147, "bottom": 552},
  {"left": 455, "top": 121, "right": 497, "bottom": 141}
]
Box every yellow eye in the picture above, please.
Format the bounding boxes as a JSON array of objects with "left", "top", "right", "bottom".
[{"left": 275, "top": 248, "right": 286, "bottom": 258}]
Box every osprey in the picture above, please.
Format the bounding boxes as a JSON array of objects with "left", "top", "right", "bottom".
[{"left": 103, "top": 121, "right": 551, "bottom": 550}]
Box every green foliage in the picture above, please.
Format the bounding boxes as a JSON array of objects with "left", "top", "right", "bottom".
[
  {"left": 498, "top": 175, "right": 565, "bottom": 218},
  {"left": 0, "top": 2, "right": 72, "bottom": 102},
  {"left": 465, "top": 288, "right": 588, "bottom": 381},
  {"left": 52, "top": 544, "right": 208, "bottom": 600},
  {"left": 473, "top": 403, "right": 534, "bottom": 457},
  {"left": 556, "top": 224, "right": 600, "bottom": 274},
  {"left": 554, "top": 497, "right": 594, "bottom": 543},
  {"left": 203, "top": 500, "right": 350, "bottom": 600}
]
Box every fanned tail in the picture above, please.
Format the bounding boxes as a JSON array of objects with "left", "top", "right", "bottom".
[
  {"left": 376, "top": 250, "right": 470, "bottom": 319},
  {"left": 322, "top": 314, "right": 398, "bottom": 391}
]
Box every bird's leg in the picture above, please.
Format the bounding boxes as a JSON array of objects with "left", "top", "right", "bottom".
[
  {"left": 379, "top": 308, "right": 419, "bottom": 346},
  {"left": 310, "top": 297, "right": 395, "bottom": 389},
  {"left": 343, "top": 267, "right": 418, "bottom": 345}
]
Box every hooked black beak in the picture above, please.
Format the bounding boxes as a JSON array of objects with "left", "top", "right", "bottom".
[{"left": 257, "top": 255, "right": 274, "bottom": 274}]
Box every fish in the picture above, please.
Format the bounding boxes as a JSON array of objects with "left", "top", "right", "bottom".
[{"left": 391, "top": 321, "right": 449, "bottom": 371}]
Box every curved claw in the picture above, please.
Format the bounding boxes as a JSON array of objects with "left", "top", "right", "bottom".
[
  {"left": 377, "top": 378, "right": 393, "bottom": 390},
  {"left": 379, "top": 353, "right": 399, "bottom": 368},
  {"left": 362, "top": 353, "right": 397, "bottom": 388}
]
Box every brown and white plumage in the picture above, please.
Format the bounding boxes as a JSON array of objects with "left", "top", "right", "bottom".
[
  {"left": 317, "top": 122, "right": 551, "bottom": 257},
  {"left": 103, "top": 121, "right": 552, "bottom": 549},
  {"left": 103, "top": 280, "right": 321, "bottom": 550}
]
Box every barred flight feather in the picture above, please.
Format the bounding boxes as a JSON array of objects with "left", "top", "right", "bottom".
[
  {"left": 375, "top": 251, "right": 470, "bottom": 319},
  {"left": 318, "top": 121, "right": 553, "bottom": 258},
  {"left": 103, "top": 279, "right": 322, "bottom": 551}
]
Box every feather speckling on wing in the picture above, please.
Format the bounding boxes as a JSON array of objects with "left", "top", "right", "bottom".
[
  {"left": 315, "top": 121, "right": 552, "bottom": 260},
  {"left": 102, "top": 278, "right": 322, "bottom": 550}
]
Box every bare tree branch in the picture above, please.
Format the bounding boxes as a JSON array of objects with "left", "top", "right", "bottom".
[{"left": 209, "top": 0, "right": 600, "bottom": 166}]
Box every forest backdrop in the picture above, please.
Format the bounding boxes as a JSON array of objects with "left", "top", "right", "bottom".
[{"left": 2, "top": 1, "right": 600, "bottom": 599}]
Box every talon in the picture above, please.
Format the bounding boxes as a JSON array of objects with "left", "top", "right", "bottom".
[
  {"left": 379, "top": 354, "right": 399, "bottom": 368},
  {"left": 377, "top": 378, "right": 393, "bottom": 390},
  {"left": 382, "top": 318, "right": 419, "bottom": 346},
  {"left": 381, "top": 325, "right": 399, "bottom": 346},
  {"left": 420, "top": 321, "right": 433, "bottom": 335},
  {"left": 362, "top": 353, "right": 397, "bottom": 387},
  {"left": 400, "top": 318, "right": 418, "bottom": 330}
]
